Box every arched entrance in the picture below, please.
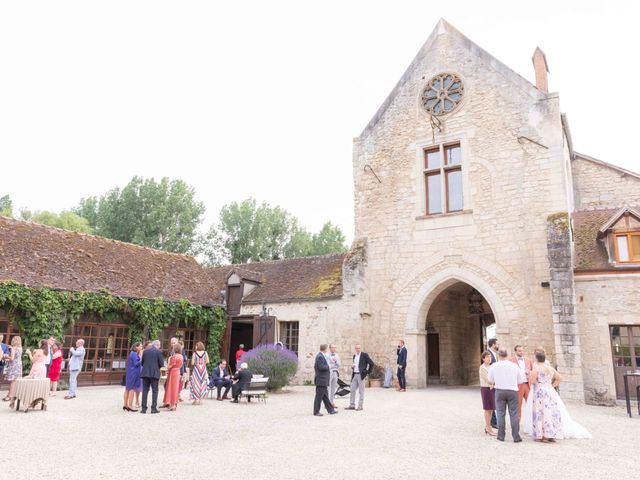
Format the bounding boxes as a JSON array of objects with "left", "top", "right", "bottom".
[{"left": 424, "top": 282, "right": 495, "bottom": 385}]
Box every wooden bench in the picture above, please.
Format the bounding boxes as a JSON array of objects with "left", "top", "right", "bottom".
[{"left": 240, "top": 376, "right": 269, "bottom": 403}]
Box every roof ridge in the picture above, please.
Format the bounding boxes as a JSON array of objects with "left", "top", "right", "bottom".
[
  {"left": 0, "top": 215, "right": 197, "bottom": 262},
  {"left": 574, "top": 152, "right": 640, "bottom": 180}
]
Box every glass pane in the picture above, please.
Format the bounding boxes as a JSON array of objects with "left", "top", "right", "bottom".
[
  {"left": 614, "top": 356, "right": 632, "bottom": 367},
  {"left": 450, "top": 81, "right": 461, "bottom": 90},
  {"left": 632, "top": 326, "right": 640, "bottom": 337},
  {"left": 424, "top": 89, "right": 437, "bottom": 99},
  {"left": 443, "top": 99, "right": 453, "bottom": 111},
  {"left": 617, "top": 236, "right": 630, "bottom": 261},
  {"left": 425, "top": 149, "right": 441, "bottom": 169},
  {"left": 446, "top": 145, "right": 461, "bottom": 165},
  {"left": 432, "top": 78, "right": 441, "bottom": 90},
  {"left": 433, "top": 101, "right": 442, "bottom": 114},
  {"left": 427, "top": 174, "right": 442, "bottom": 214},
  {"left": 443, "top": 75, "right": 453, "bottom": 89},
  {"left": 632, "top": 235, "right": 640, "bottom": 261},
  {"left": 449, "top": 92, "right": 462, "bottom": 101},
  {"left": 447, "top": 170, "right": 463, "bottom": 212}
]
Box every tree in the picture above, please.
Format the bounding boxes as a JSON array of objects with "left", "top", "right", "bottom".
[
  {"left": 311, "top": 222, "right": 348, "bottom": 255},
  {"left": 0, "top": 195, "right": 12, "bottom": 217},
  {"left": 75, "top": 176, "right": 205, "bottom": 254},
  {"left": 20, "top": 209, "right": 93, "bottom": 233},
  {"left": 203, "top": 198, "right": 348, "bottom": 265}
]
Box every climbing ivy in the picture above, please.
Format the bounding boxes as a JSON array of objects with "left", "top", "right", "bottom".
[{"left": 0, "top": 281, "right": 227, "bottom": 368}]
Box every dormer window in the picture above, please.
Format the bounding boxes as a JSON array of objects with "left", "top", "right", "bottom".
[
  {"left": 597, "top": 207, "right": 640, "bottom": 266},
  {"left": 614, "top": 233, "right": 640, "bottom": 263}
]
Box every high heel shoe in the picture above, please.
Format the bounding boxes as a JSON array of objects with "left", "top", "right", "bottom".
[
  {"left": 123, "top": 406, "right": 129, "bottom": 411},
  {"left": 484, "top": 428, "right": 496, "bottom": 436}
]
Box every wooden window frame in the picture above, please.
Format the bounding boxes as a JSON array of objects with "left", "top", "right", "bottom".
[
  {"left": 279, "top": 321, "right": 299, "bottom": 356},
  {"left": 613, "top": 232, "right": 640, "bottom": 263},
  {"left": 423, "top": 142, "right": 462, "bottom": 215}
]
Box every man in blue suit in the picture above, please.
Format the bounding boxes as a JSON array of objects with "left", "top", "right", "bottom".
[
  {"left": 140, "top": 340, "right": 165, "bottom": 414},
  {"left": 210, "top": 359, "right": 232, "bottom": 400},
  {"left": 397, "top": 339, "right": 407, "bottom": 391}
]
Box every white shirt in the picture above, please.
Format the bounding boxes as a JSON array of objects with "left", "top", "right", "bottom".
[
  {"left": 328, "top": 352, "right": 340, "bottom": 372},
  {"left": 353, "top": 353, "right": 361, "bottom": 373},
  {"left": 488, "top": 360, "right": 525, "bottom": 391},
  {"left": 517, "top": 357, "right": 525, "bottom": 371}
]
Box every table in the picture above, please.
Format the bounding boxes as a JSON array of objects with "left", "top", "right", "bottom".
[
  {"left": 10, "top": 378, "right": 50, "bottom": 413},
  {"left": 623, "top": 372, "right": 640, "bottom": 418}
]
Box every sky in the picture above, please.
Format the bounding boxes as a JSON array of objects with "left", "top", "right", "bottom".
[{"left": 1, "top": 1, "right": 638, "bottom": 243}]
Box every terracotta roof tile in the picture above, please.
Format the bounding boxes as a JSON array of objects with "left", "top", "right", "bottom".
[
  {"left": 0, "top": 216, "right": 219, "bottom": 305},
  {"left": 571, "top": 207, "right": 640, "bottom": 271}
]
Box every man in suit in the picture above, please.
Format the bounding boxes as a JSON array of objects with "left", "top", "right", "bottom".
[
  {"left": 345, "top": 343, "right": 374, "bottom": 411},
  {"left": 140, "top": 340, "right": 165, "bottom": 414},
  {"left": 314, "top": 344, "right": 337, "bottom": 416},
  {"left": 64, "top": 339, "right": 85, "bottom": 400},
  {"left": 510, "top": 345, "right": 533, "bottom": 418},
  {"left": 488, "top": 338, "right": 499, "bottom": 364},
  {"left": 397, "top": 339, "right": 407, "bottom": 392},
  {"left": 211, "top": 359, "right": 232, "bottom": 400},
  {"left": 487, "top": 338, "right": 499, "bottom": 428},
  {"left": 231, "top": 362, "right": 253, "bottom": 403}
]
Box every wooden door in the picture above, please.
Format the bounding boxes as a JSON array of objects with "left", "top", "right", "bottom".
[
  {"left": 253, "top": 315, "right": 276, "bottom": 347},
  {"left": 610, "top": 325, "right": 640, "bottom": 400},
  {"left": 427, "top": 333, "right": 440, "bottom": 378}
]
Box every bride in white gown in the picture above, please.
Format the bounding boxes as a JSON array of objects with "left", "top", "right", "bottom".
[{"left": 522, "top": 351, "right": 592, "bottom": 440}]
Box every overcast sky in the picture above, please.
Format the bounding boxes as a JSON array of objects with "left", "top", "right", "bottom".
[{"left": 1, "top": 1, "right": 638, "bottom": 243}]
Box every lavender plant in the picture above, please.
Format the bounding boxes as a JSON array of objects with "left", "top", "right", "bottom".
[{"left": 241, "top": 344, "right": 298, "bottom": 391}]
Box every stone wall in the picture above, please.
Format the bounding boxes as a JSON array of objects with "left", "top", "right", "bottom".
[
  {"left": 546, "top": 212, "right": 584, "bottom": 400},
  {"left": 575, "top": 274, "right": 640, "bottom": 405},
  {"left": 351, "top": 21, "right": 573, "bottom": 392},
  {"left": 572, "top": 156, "right": 640, "bottom": 209}
]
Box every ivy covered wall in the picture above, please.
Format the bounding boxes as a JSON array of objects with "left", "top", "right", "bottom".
[{"left": 0, "top": 281, "right": 227, "bottom": 368}]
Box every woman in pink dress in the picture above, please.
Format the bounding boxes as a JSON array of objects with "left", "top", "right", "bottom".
[
  {"left": 27, "top": 339, "right": 48, "bottom": 379},
  {"left": 163, "top": 343, "right": 184, "bottom": 411},
  {"left": 528, "top": 350, "right": 563, "bottom": 443},
  {"left": 48, "top": 342, "right": 63, "bottom": 396}
]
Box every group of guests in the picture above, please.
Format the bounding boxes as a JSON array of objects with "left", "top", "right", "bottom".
[
  {"left": 0, "top": 334, "right": 86, "bottom": 403},
  {"left": 479, "top": 338, "right": 590, "bottom": 443},
  {"left": 313, "top": 340, "right": 408, "bottom": 416},
  {"left": 122, "top": 339, "right": 255, "bottom": 414}
]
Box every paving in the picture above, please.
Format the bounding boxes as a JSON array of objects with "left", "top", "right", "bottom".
[{"left": 2, "top": 385, "right": 637, "bottom": 479}]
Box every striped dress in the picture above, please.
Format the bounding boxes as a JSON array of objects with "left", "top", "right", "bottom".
[{"left": 189, "top": 351, "right": 209, "bottom": 401}]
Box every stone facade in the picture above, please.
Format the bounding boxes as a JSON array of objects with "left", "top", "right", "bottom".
[
  {"left": 572, "top": 155, "right": 640, "bottom": 210},
  {"left": 352, "top": 19, "right": 574, "bottom": 391}
]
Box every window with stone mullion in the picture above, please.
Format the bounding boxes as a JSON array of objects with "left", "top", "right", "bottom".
[{"left": 424, "top": 143, "right": 462, "bottom": 215}]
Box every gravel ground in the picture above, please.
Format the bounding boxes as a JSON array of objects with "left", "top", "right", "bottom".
[{"left": 2, "top": 385, "right": 637, "bottom": 479}]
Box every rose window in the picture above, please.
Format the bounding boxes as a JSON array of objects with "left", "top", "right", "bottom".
[{"left": 421, "top": 73, "right": 464, "bottom": 116}]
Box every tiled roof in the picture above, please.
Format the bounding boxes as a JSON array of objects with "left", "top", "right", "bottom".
[
  {"left": 572, "top": 207, "right": 640, "bottom": 272},
  {"left": 0, "top": 216, "right": 219, "bottom": 306},
  {"left": 0, "top": 216, "right": 345, "bottom": 307},
  {"left": 207, "top": 253, "right": 346, "bottom": 304}
]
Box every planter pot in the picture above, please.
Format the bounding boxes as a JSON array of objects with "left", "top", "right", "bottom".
[{"left": 369, "top": 378, "right": 383, "bottom": 388}]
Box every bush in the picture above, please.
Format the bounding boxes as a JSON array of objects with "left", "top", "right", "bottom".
[
  {"left": 241, "top": 344, "right": 298, "bottom": 391},
  {"left": 57, "top": 379, "right": 69, "bottom": 391},
  {"left": 369, "top": 364, "right": 385, "bottom": 380}
]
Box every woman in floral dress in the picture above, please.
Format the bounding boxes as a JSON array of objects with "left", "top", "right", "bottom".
[
  {"left": 3, "top": 336, "right": 23, "bottom": 401},
  {"left": 529, "top": 350, "right": 563, "bottom": 443},
  {"left": 189, "top": 342, "right": 209, "bottom": 405}
]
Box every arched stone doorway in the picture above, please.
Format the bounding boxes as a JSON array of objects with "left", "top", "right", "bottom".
[
  {"left": 424, "top": 282, "right": 495, "bottom": 385},
  {"left": 402, "top": 266, "right": 511, "bottom": 388}
]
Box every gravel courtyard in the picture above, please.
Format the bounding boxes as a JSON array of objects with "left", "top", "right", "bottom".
[{"left": 2, "top": 385, "right": 637, "bottom": 479}]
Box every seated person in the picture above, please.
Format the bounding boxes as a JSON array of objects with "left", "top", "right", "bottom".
[
  {"left": 231, "top": 362, "right": 253, "bottom": 403},
  {"left": 210, "top": 360, "right": 232, "bottom": 401}
]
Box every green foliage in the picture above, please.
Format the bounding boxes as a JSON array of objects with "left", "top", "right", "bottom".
[
  {"left": 76, "top": 176, "right": 205, "bottom": 254},
  {"left": 0, "top": 281, "right": 226, "bottom": 368},
  {"left": 19, "top": 209, "right": 93, "bottom": 233},
  {"left": 0, "top": 195, "right": 12, "bottom": 217},
  {"left": 204, "top": 198, "right": 348, "bottom": 265},
  {"left": 310, "top": 221, "right": 348, "bottom": 256}
]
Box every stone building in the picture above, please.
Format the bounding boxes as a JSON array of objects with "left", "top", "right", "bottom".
[{"left": 2, "top": 19, "right": 639, "bottom": 404}]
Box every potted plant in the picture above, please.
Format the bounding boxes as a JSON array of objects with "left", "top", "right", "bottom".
[{"left": 368, "top": 364, "right": 385, "bottom": 388}]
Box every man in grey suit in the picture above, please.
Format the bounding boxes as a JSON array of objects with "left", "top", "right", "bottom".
[
  {"left": 313, "top": 344, "right": 337, "bottom": 416},
  {"left": 64, "top": 339, "right": 85, "bottom": 400},
  {"left": 327, "top": 343, "right": 341, "bottom": 408},
  {"left": 488, "top": 348, "right": 525, "bottom": 442}
]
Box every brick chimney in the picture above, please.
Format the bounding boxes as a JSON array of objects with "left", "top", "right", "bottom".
[{"left": 532, "top": 47, "right": 549, "bottom": 93}]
